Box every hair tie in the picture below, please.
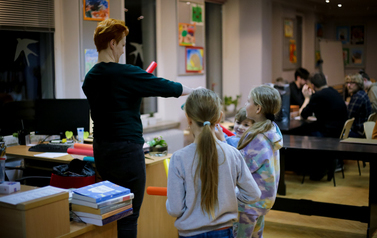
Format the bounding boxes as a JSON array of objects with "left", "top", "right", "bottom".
[
  {"left": 203, "top": 121, "right": 211, "bottom": 126},
  {"left": 266, "top": 114, "right": 275, "bottom": 121}
]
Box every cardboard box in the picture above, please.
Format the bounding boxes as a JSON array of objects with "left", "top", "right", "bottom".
[
  {"left": 0, "top": 186, "right": 70, "bottom": 238},
  {"left": 0, "top": 181, "right": 21, "bottom": 194}
]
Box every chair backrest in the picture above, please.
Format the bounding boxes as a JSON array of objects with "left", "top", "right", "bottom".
[
  {"left": 340, "top": 118, "right": 355, "bottom": 139},
  {"left": 368, "top": 112, "right": 377, "bottom": 122},
  {"left": 364, "top": 121, "right": 376, "bottom": 139}
]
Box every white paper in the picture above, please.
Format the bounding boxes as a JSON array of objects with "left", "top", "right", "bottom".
[
  {"left": 33, "top": 152, "right": 68, "bottom": 158},
  {"left": 0, "top": 186, "right": 68, "bottom": 205}
]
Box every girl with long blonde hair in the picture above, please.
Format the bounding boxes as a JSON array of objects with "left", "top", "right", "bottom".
[
  {"left": 166, "top": 88, "right": 261, "bottom": 238},
  {"left": 233, "top": 85, "right": 283, "bottom": 238}
]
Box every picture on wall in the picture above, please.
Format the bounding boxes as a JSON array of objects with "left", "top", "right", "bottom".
[
  {"left": 342, "top": 48, "right": 349, "bottom": 65},
  {"left": 84, "top": 0, "right": 109, "bottom": 21},
  {"left": 336, "top": 26, "right": 349, "bottom": 44},
  {"left": 284, "top": 19, "right": 293, "bottom": 38},
  {"left": 316, "top": 23, "right": 323, "bottom": 38},
  {"left": 179, "top": 23, "right": 196, "bottom": 46},
  {"left": 191, "top": 4, "right": 203, "bottom": 25},
  {"left": 289, "top": 39, "right": 297, "bottom": 64},
  {"left": 351, "top": 25, "right": 364, "bottom": 45},
  {"left": 185, "top": 46, "right": 204, "bottom": 73},
  {"left": 85, "top": 49, "right": 98, "bottom": 75},
  {"left": 350, "top": 47, "right": 364, "bottom": 67}
]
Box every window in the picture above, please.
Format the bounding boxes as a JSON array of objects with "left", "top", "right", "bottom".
[{"left": 125, "top": 0, "right": 157, "bottom": 115}]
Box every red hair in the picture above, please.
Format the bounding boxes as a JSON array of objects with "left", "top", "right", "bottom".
[{"left": 94, "top": 18, "right": 129, "bottom": 52}]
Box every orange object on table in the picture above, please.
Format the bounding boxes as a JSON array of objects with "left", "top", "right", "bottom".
[
  {"left": 290, "top": 105, "right": 299, "bottom": 112},
  {"left": 147, "top": 186, "right": 167, "bottom": 196},
  {"left": 73, "top": 143, "right": 93, "bottom": 150}
]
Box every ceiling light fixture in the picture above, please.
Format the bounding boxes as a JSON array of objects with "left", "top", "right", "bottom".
[
  {"left": 338, "top": 3, "right": 342, "bottom": 7},
  {"left": 326, "top": 0, "right": 330, "bottom": 3}
]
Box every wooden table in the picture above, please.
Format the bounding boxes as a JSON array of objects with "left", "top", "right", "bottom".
[
  {"left": 5, "top": 146, "right": 178, "bottom": 238},
  {"left": 274, "top": 135, "right": 377, "bottom": 238}
]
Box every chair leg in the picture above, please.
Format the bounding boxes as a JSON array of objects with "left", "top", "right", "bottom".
[
  {"left": 363, "top": 161, "right": 366, "bottom": 168},
  {"left": 333, "top": 171, "right": 336, "bottom": 187},
  {"left": 357, "top": 160, "right": 361, "bottom": 176},
  {"left": 302, "top": 173, "right": 305, "bottom": 184}
]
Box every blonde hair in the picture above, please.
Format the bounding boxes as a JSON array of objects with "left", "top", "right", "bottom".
[
  {"left": 345, "top": 74, "right": 364, "bottom": 90},
  {"left": 94, "top": 18, "right": 129, "bottom": 52},
  {"left": 185, "top": 88, "right": 222, "bottom": 219},
  {"left": 238, "top": 85, "right": 281, "bottom": 150}
]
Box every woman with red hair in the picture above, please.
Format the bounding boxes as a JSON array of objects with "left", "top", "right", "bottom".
[{"left": 82, "top": 18, "right": 194, "bottom": 238}]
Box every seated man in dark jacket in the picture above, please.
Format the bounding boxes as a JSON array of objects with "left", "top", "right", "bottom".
[{"left": 299, "top": 73, "right": 348, "bottom": 138}]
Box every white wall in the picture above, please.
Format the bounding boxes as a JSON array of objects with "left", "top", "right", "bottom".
[
  {"left": 54, "top": 0, "right": 124, "bottom": 99},
  {"left": 223, "top": 0, "right": 273, "bottom": 107}
]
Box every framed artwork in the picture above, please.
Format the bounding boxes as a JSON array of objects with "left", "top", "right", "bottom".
[
  {"left": 84, "top": 49, "right": 98, "bottom": 75},
  {"left": 316, "top": 23, "right": 323, "bottom": 38},
  {"left": 342, "top": 48, "right": 349, "bottom": 65},
  {"left": 84, "top": 0, "right": 109, "bottom": 21},
  {"left": 179, "top": 23, "right": 196, "bottom": 46},
  {"left": 284, "top": 19, "right": 293, "bottom": 38},
  {"left": 336, "top": 26, "right": 349, "bottom": 44},
  {"left": 289, "top": 39, "right": 297, "bottom": 63},
  {"left": 351, "top": 25, "right": 364, "bottom": 45},
  {"left": 348, "top": 46, "right": 365, "bottom": 67},
  {"left": 191, "top": 4, "right": 203, "bottom": 25},
  {"left": 185, "top": 46, "right": 204, "bottom": 73}
]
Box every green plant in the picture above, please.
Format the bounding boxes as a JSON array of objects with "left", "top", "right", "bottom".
[
  {"left": 223, "top": 95, "right": 241, "bottom": 111},
  {"left": 147, "top": 136, "right": 167, "bottom": 147}
]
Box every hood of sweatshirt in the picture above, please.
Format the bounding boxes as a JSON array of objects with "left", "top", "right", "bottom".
[{"left": 262, "top": 122, "right": 283, "bottom": 151}]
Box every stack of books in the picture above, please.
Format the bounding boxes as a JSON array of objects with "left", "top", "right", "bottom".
[{"left": 71, "top": 180, "right": 134, "bottom": 226}]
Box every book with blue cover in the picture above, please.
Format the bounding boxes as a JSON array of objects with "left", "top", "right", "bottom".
[{"left": 72, "top": 180, "right": 130, "bottom": 203}]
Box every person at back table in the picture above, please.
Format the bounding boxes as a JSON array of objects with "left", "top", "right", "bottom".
[
  {"left": 166, "top": 88, "right": 261, "bottom": 238},
  {"left": 361, "top": 70, "right": 377, "bottom": 113},
  {"left": 345, "top": 74, "right": 372, "bottom": 138},
  {"left": 82, "top": 18, "right": 195, "bottom": 238},
  {"left": 290, "top": 67, "right": 310, "bottom": 107},
  {"left": 299, "top": 73, "right": 348, "bottom": 138}
]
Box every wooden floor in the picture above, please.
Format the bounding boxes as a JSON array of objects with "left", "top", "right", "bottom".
[{"left": 264, "top": 160, "right": 371, "bottom": 238}]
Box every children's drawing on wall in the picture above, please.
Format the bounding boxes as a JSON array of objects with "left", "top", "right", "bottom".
[
  {"left": 315, "top": 51, "right": 321, "bottom": 63},
  {"left": 179, "top": 23, "right": 196, "bottom": 46},
  {"left": 84, "top": 0, "right": 109, "bottom": 21},
  {"left": 186, "top": 46, "right": 204, "bottom": 73},
  {"left": 289, "top": 40, "right": 297, "bottom": 64},
  {"left": 350, "top": 25, "right": 364, "bottom": 45},
  {"left": 350, "top": 48, "right": 364, "bottom": 66},
  {"left": 85, "top": 49, "right": 98, "bottom": 75},
  {"left": 284, "top": 19, "right": 293, "bottom": 38},
  {"left": 316, "top": 23, "right": 324, "bottom": 38},
  {"left": 336, "top": 26, "right": 349, "bottom": 44},
  {"left": 342, "top": 48, "right": 349, "bottom": 65},
  {"left": 191, "top": 4, "right": 203, "bottom": 25}
]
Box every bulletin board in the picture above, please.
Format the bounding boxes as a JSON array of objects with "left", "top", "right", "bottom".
[
  {"left": 178, "top": 0, "right": 205, "bottom": 75},
  {"left": 319, "top": 40, "right": 345, "bottom": 86}
]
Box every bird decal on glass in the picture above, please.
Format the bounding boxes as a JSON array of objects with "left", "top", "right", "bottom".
[{"left": 14, "top": 38, "right": 38, "bottom": 67}]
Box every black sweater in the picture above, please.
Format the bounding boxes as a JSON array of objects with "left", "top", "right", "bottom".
[{"left": 82, "top": 62, "right": 182, "bottom": 144}]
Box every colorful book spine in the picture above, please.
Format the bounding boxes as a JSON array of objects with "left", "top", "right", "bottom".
[
  {"left": 71, "top": 193, "right": 134, "bottom": 209},
  {"left": 79, "top": 208, "right": 133, "bottom": 226},
  {"left": 72, "top": 199, "right": 132, "bottom": 215},
  {"left": 74, "top": 204, "right": 132, "bottom": 220}
]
